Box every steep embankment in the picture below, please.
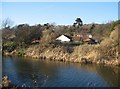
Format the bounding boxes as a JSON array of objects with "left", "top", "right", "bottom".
[
  {"left": 71, "top": 26, "right": 119, "bottom": 65},
  {"left": 25, "top": 26, "right": 119, "bottom": 66}
]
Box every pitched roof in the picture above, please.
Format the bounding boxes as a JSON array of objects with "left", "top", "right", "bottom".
[{"left": 56, "top": 35, "right": 71, "bottom": 42}]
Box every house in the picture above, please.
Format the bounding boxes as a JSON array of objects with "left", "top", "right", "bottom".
[
  {"left": 81, "top": 33, "right": 98, "bottom": 44},
  {"left": 56, "top": 35, "right": 71, "bottom": 42},
  {"left": 81, "top": 32, "right": 92, "bottom": 42},
  {"left": 56, "top": 32, "right": 97, "bottom": 44},
  {"left": 72, "top": 32, "right": 95, "bottom": 43}
]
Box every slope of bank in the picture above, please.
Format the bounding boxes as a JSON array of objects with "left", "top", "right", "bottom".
[
  {"left": 24, "top": 26, "right": 119, "bottom": 66},
  {"left": 3, "top": 26, "right": 119, "bottom": 66}
]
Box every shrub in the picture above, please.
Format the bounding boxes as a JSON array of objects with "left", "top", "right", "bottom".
[
  {"left": 16, "top": 48, "right": 25, "bottom": 56},
  {"left": 111, "top": 20, "right": 120, "bottom": 31},
  {"left": 3, "top": 42, "right": 16, "bottom": 52}
]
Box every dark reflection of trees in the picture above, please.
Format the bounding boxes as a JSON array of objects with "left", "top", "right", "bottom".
[
  {"left": 92, "top": 65, "right": 119, "bottom": 87},
  {"left": 2, "top": 56, "right": 22, "bottom": 86},
  {"left": 3, "top": 56, "right": 120, "bottom": 87},
  {"left": 3, "top": 56, "right": 59, "bottom": 86},
  {"left": 73, "top": 63, "right": 120, "bottom": 87}
]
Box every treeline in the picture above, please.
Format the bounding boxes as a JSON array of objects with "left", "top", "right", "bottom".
[{"left": 2, "top": 18, "right": 120, "bottom": 54}]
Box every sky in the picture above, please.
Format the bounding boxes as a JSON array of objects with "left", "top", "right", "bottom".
[{"left": 1, "top": 2, "right": 118, "bottom": 26}]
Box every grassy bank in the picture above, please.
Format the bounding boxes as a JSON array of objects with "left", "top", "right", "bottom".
[
  {"left": 3, "top": 28, "right": 119, "bottom": 67},
  {"left": 2, "top": 21, "right": 120, "bottom": 67}
]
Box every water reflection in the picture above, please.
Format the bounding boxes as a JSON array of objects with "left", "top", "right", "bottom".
[
  {"left": 2, "top": 56, "right": 120, "bottom": 87},
  {"left": 72, "top": 64, "right": 120, "bottom": 87}
]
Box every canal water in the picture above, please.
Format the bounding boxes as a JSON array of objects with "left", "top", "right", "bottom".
[{"left": 2, "top": 56, "right": 120, "bottom": 87}]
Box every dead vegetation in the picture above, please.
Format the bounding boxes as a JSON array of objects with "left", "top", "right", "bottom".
[{"left": 24, "top": 25, "right": 119, "bottom": 66}]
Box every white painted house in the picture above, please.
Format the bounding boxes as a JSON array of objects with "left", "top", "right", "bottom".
[{"left": 56, "top": 35, "right": 71, "bottom": 42}]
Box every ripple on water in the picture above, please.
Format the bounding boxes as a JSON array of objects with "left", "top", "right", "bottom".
[{"left": 2, "top": 56, "right": 120, "bottom": 87}]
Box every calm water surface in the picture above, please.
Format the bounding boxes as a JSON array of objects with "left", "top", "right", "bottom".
[{"left": 2, "top": 56, "right": 120, "bottom": 87}]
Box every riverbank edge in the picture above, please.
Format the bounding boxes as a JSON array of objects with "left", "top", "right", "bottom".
[{"left": 3, "top": 52, "right": 120, "bottom": 68}]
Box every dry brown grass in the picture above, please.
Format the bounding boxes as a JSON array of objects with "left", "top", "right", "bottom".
[{"left": 25, "top": 25, "right": 119, "bottom": 66}]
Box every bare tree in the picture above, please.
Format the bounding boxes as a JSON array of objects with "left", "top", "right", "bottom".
[{"left": 2, "top": 18, "right": 14, "bottom": 29}]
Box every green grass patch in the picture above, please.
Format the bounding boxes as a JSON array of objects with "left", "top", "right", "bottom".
[{"left": 62, "top": 42, "right": 83, "bottom": 46}]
